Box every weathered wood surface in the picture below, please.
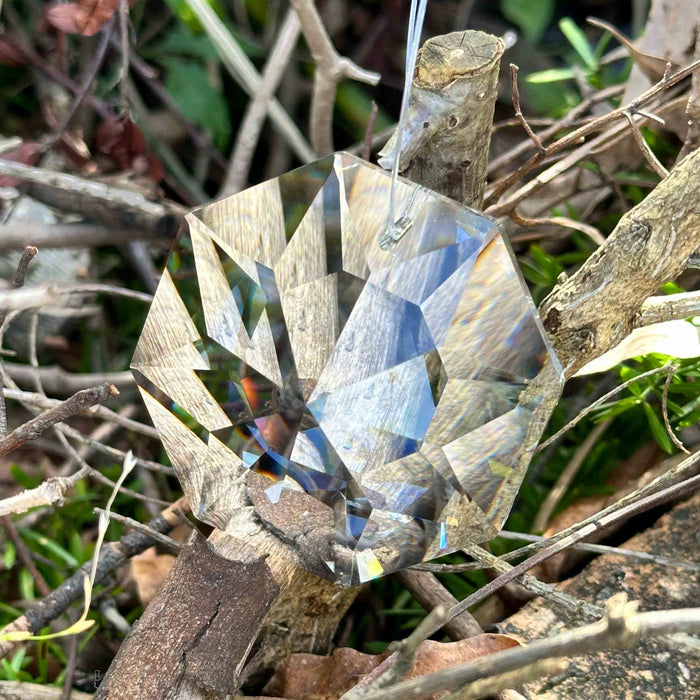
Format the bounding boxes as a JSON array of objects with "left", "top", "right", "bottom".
[
  {"left": 540, "top": 147, "right": 700, "bottom": 376},
  {"left": 502, "top": 492, "right": 700, "bottom": 698},
  {"left": 94, "top": 534, "right": 279, "bottom": 700},
  {"left": 378, "top": 30, "right": 504, "bottom": 208}
]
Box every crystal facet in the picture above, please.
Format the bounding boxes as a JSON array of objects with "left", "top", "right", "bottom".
[{"left": 132, "top": 153, "right": 563, "bottom": 585}]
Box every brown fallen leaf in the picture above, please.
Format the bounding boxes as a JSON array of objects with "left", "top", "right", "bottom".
[
  {"left": 0, "top": 142, "right": 41, "bottom": 188},
  {"left": 45, "top": 0, "right": 133, "bottom": 37},
  {"left": 95, "top": 115, "right": 164, "bottom": 183},
  {"left": 130, "top": 548, "right": 176, "bottom": 605},
  {"left": 263, "top": 634, "right": 522, "bottom": 700},
  {"left": 0, "top": 37, "right": 25, "bottom": 66}
]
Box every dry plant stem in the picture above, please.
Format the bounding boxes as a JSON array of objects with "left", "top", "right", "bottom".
[
  {"left": 362, "top": 101, "right": 380, "bottom": 161},
  {"left": 1, "top": 516, "right": 51, "bottom": 597},
  {"left": 539, "top": 146, "right": 700, "bottom": 375},
  {"left": 661, "top": 366, "right": 689, "bottom": 454},
  {"left": 357, "top": 595, "right": 700, "bottom": 700},
  {"left": 3, "top": 363, "right": 133, "bottom": 395},
  {"left": 434, "top": 468, "right": 700, "bottom": 636},
  {"left": 0, "top": 383, "right": 119, "bottom": 457},
  {"left": 678, "top": 25, "right": 700, "bottom": 161},
  {"left": 396, "top": 570, "right": 482, "bottom": 639},
  {"left": 378, "top": 30, "right": 504, "bottom": 207},
  {"left": 537, "top": 365, "right": 672, "bottom": 451},
  {"left": 53, "top": 20, "right": 114, "bottom": 138},
  {"left": 487, "top": 84, "right": 624, "bottom": 176},
  {"left": 0, "top": 282, "right": 151, "bottom": 310},
  {"left": 288, "top": 0, "right": 380, "bottom": 154},
  {"left": 93, "top": 508, "right": 181, "bottom": 554},
  {"left": 461, "top": 544, "right": 602, "bottom": 620},
  {"left": 508, "top": 210, "right": 605, "bottom": 247},
  {"left": 501, "top": 447, "right": 700, "bottom": 565},
  {"left": 532, "top": 418, "right": 613, "bottom": 533},
  {"left": 510, "top": 64, "right": 545, "bottom": 152},
  {"left": 184, "top": 0, "right": 314, "bottom": 163},
  {"left": 444, "top": 658, "right": 567, "bottom": 700},
  {"left": 121, "top": 44, "right": 227, "bottom": 170},
  {"left": 0, "top": 159, "right": 179, "bottom": 236},
  {"left": 636, "top": 290, "right": 700, "bottom": 326},
  {"left": 0, "top": 498, "right": 187, "bottom": 660},
  {"left": 0, "top": 223, "right": 172, "bottom": 249},
  {"left": 3, "top": 388, "right": 159, "bottom": 439},
  {"left": 496, "top": 530, "right": 700, "bottom": 572},
  {"left": 340, "top": 606, "right": 450, "bottom": 700},
  {"left": 485, "top": 58, "right": 700, "bottom": 211},
  {"left": 118, "top": 0, "right": 130, "bottom": 112},
  {"left": 0, "top": 246, "right": 37, "bottom": 438},
  {"left": 622, "top": 111, "right": 669, "bottom": 178},
  {"left": 220, "top": 9, "right": 301, "bottom": 196}
]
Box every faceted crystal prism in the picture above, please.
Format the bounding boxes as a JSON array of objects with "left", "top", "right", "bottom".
[{"left": 132, "top": 153, "right": 563, "bottom": 585}]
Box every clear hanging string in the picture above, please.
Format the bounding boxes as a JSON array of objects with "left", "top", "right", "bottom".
[{"left": 384, "top": 0, "right": 428, "bottom": 244}]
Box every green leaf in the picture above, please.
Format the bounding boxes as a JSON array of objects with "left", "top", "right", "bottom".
[
  {"left": 501, "top": 0, "right": 554, "bottom": 43},
  {"left": 18, "top": 568, "right": 35, "bottom": 602},
  {"left": 526, "top": 67, "right": 577, "bottom": 84},
  {"left": 559, "top": 18, "right": 597, "bottom": 70},
  {"left": 20, "top": 529, "right": 79, "bottom": 568},
  {"left": 163, "top": 59, "right": 231, "bottom": 150},
  {"left": 3, "top": 541, "right": 16, "bottom": 569},
  {"left": 146, "top": 25, "right": 220, "bottom": 62},
  {"left": 10, "top": 464, "right": 41, "bottom": 490},
  {"left": 642, "top": 402, "right": 674, "bottom": 453}
]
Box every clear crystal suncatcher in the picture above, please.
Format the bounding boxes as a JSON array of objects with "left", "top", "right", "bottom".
[{"left": 132, "top": 153, "right": 563, "bottom": 585}]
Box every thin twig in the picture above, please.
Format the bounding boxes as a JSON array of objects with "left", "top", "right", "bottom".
[
  {"left": 485, "top": 58, "right": 700, "bottom": 212},
  {"left": 118, "top": 0, "right": 130, "bottom": 113},
  {"left": 496, "top": 530, "right": 700, "bottom": 572},
  {"left": 53, "top": 19, "right": 114, "bottom": 138},
  {"left": 661, "top": 365, "right": 689, "bottom": 454},
  {"left": 362, "top": 101, "right": 380, "bottom": 161},
  {"left": 93, "top": 508, "right": 181, "bottom": 554},
  {"left": 0, "top": 283, "right": 152, "bottom": 312},
  {"left": 622, "top": 111, "right": 669, "bottom": 178},
  {"left": 0, "top": 223, "right": 171, "bottom": 249},
  {"left": 1, "top": 516, "right": 52, "bottom": 597},
  {"left": 509, "top": 210, "right": 605, "bottom": 246},
  {"left": 3, "top": 363, "right": 133, "bottom": 394},
  {"left": 536, "top": 364, "right": 672, "bottom": 452},
  {"left": 0, "top": 497, "right": 187, "bottom": 660},
  {"left": 353, "top": 595, "right": 700, "bottom": 700},
  {"left": 184, "top": 0, "right": 315, "bottom": 163},
  {"left": 510, "top": 64, "right": 545, "bottom": 152},
  {"left": 220, "top": 9, "right": 301, "bottom": 196},
  {"left": 461, "top": 543, "right": 602, "bottom": 620},
  {"left": 289, "top": 0, "right": 380, "bottom": 154},
  {"left": 532, "top": 418, "right": 613, "bottom": 533},
  {"left": 0, "top": 383, "right": 119, "bottom": 457}
]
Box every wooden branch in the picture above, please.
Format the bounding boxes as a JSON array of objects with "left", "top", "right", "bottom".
[
  {"left": 0, "top": 223, "right": 172, "bottom": 249},
  {"left": 0, "top": 383, "right": 118, "bottom": 457},
  {"left": 622, "top": 110, "right": 669, "bottom": 178},
  {"left": 353, "top": 594, "right": 700, "bottom": 700},
  {"left": 289, "top": 0, "right": 380, "bottom": 155},
  {"left": 635, "top": 290, "right": 700, "bottom": 326},
  {"left": 396, "top": 570, "right": 482, "bottom": 639},
  {"left": 540, "top": 146, "right": 700, "bottom": 375},
  {"left": 220, "top": 9, "right": 301, "bottom": 196},
  {"left": 509, "top": 210, "right": 605, "bottom": 246},
  {"left": 0, "top": 498, "right": 186, "bottom": 660},
  {"left": 509, "top": 64, "right": 545, "bottom": 152},
  {"left": 4, "top": 362, "right": 133, "bottom": 395},
  {"left": 378, "top": 30, "right": 504, "bottom": 208},
  {"left": 0, "top": 159, "right": 180, "bottom": 236}
]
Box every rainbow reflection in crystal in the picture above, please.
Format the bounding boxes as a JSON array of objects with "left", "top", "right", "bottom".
[{"left": 131, "top": 153, "right": 563, "bottom": 585}]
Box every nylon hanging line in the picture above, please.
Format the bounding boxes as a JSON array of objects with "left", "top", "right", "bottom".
[{"left": 386, "top": 0, "right": 428, "bottom": 237}]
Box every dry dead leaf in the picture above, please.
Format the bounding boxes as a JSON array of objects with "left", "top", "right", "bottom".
[
  {"left": 45, "top": 0, "right": 119, "bottom": 37},
  {"left": 0, "top": 142, "right": 41, "bottom": 188},
  {"left": 263, "top": 634, "right": 522, "bottom": 700},
  {"left": 130, "top": 549, "right": 176, "bottom": 605},
  {"left": 95, "top": 116, "right": 164, "bottom": 183}
]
